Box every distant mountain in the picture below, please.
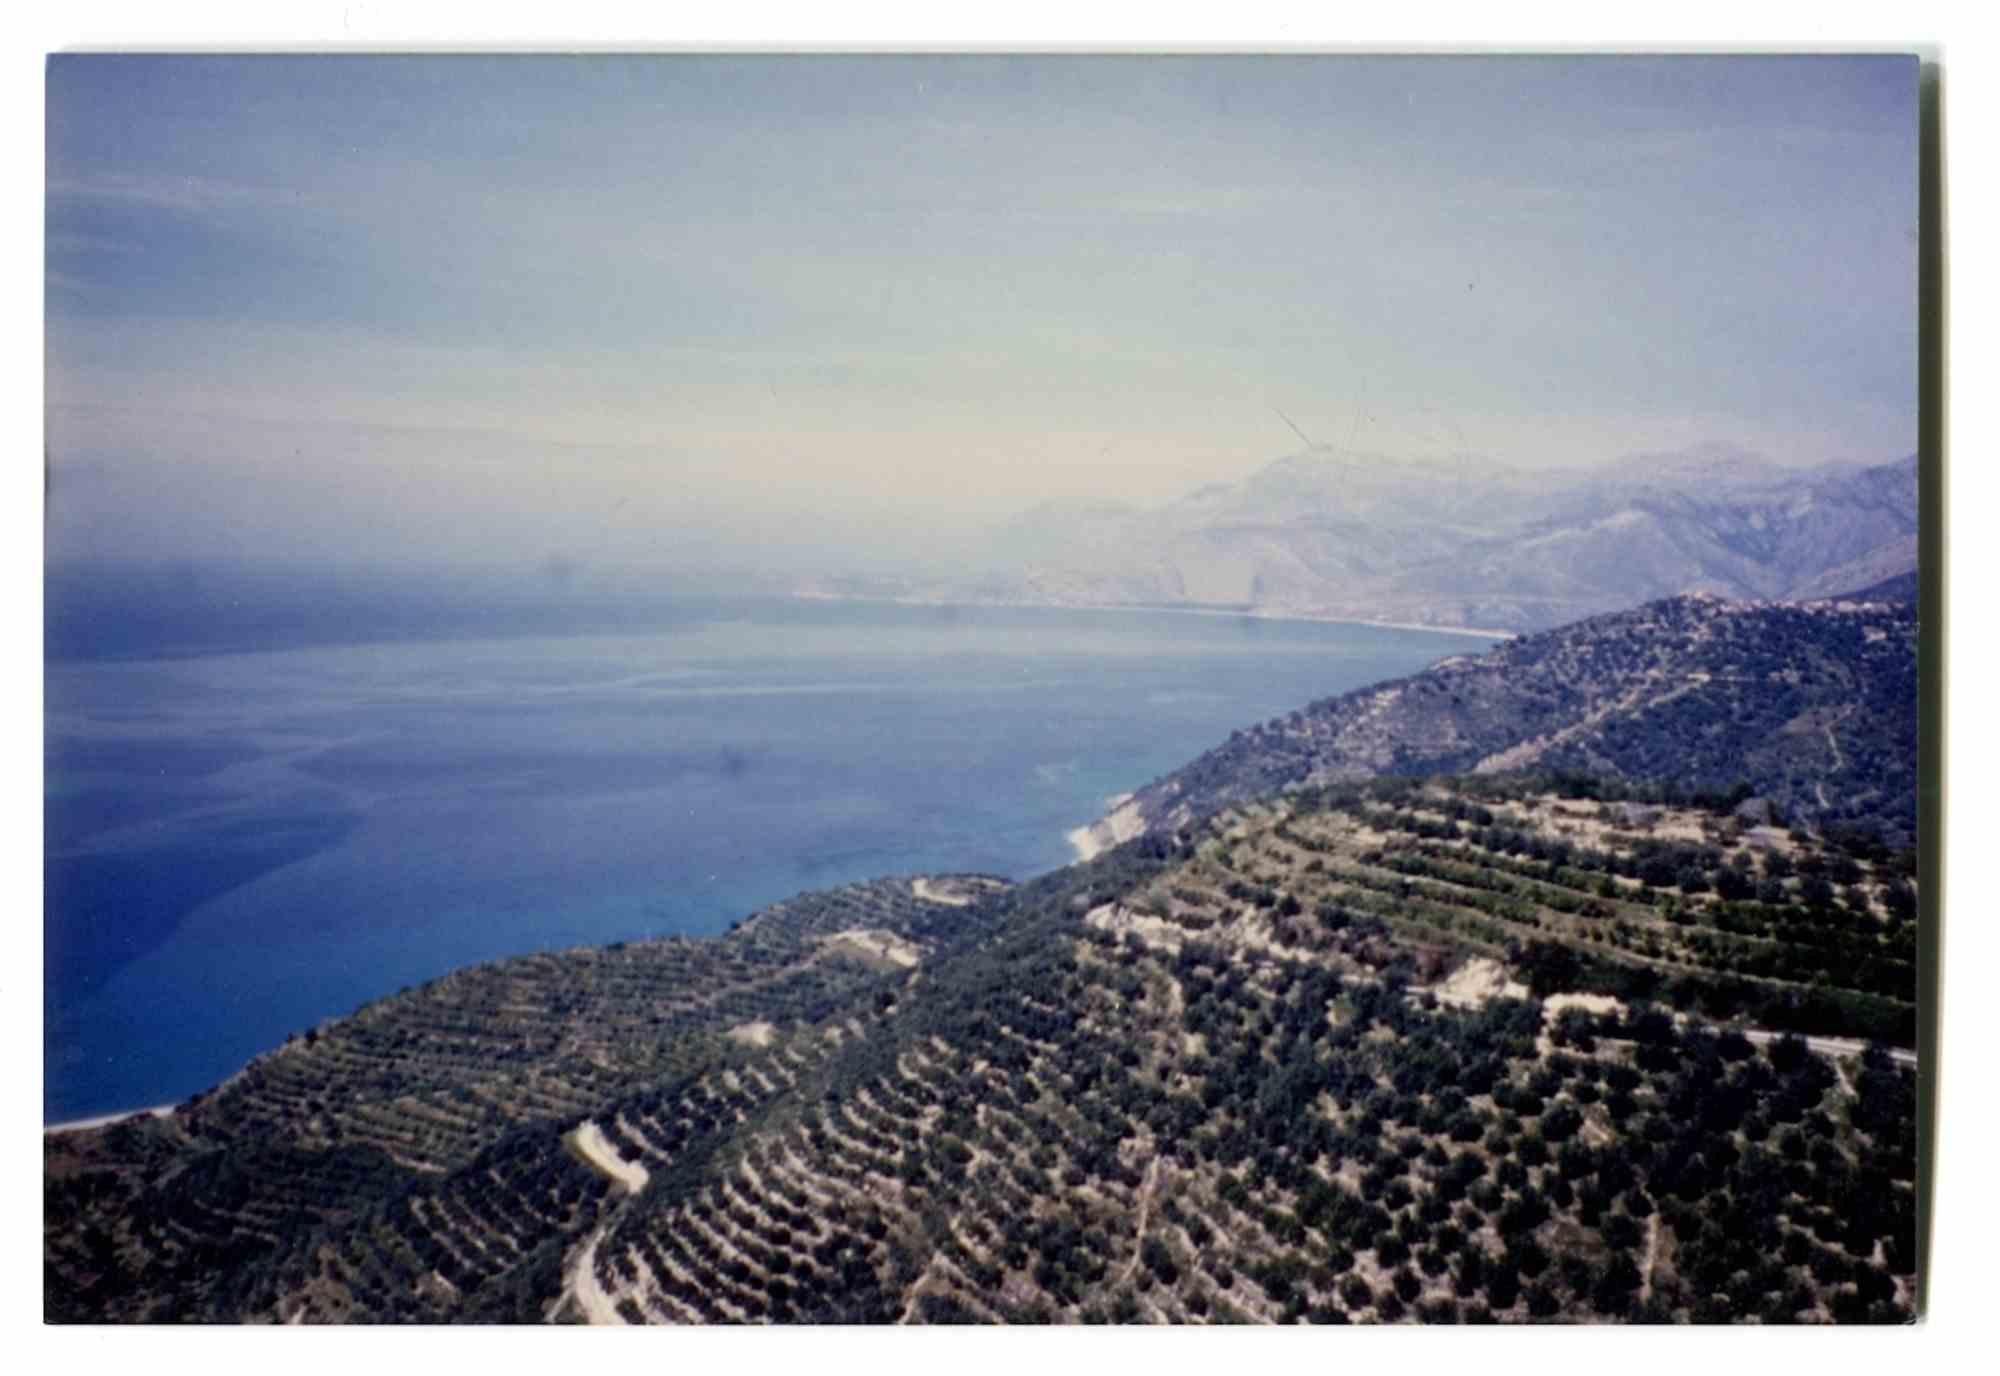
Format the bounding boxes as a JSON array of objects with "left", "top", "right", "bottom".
[
  {"left": 1073, "top": 592, "right": 1918, "bottom": 854},
  {"left": 1788, "top": 538, "right": 1922, "bottom": 604},
  {"left": 1835, "top": 570, "right": 1919, "bottom": 604},
  {"left": 902, "top": 448, "right": 1919, "bottom": 634}
]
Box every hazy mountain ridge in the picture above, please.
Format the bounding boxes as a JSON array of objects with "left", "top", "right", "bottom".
[
  {"left": 915, "top": 449, "right": 1920, "bottom": 633},
  {"left": 1074, "top": 592, "right": 1917, "bottom": 857}
]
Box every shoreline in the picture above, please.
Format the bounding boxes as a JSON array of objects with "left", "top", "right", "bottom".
[
  {"left": 790, "top": 591, "right": 1518, "bottom": 641},
  {"left": 1066, "top": 792, "right": 1143, "bottom": 865},
  {"left": 46, "top": 1104, "right": 177, "bottom": 1136},
  {"left": 47, "top": 587, "right": 1495, "bottom": 1130}
]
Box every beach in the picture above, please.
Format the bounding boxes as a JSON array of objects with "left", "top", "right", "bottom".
[
  {"left": 794, "top": 589, "right": 1519, "bottom": 641},
  {"left": 46, "top": 1104, "right": 175, "bottom": 1135}
]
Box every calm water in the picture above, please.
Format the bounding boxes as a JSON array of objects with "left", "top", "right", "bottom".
[{"left": 45, "top": 597, "right": 1486, "bottom": 1121}]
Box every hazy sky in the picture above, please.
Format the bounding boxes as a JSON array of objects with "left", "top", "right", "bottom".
[{"left": 46, "top": 55, "right": 1917, "bottom": 570}]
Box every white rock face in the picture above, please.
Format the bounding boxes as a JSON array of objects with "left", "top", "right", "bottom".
[{"left": 1067, "top": 795, "right": 1149, "bottom": 862}]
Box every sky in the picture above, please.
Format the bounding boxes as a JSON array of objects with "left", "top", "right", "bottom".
[{"left": 45, "top": 54, "right": 1919, "bottom": 573}]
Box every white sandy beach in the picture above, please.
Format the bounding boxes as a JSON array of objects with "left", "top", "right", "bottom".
[
  {"left": 45, "top": 1104, "right": 175, "bottom": 1135},
  {"left": 792, "top": 591, "right": 1518, "bottom": 641}
]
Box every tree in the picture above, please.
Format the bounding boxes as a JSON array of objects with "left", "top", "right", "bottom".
[
  {"left": 1540, "top": 1103, "right": 1584, "bottom": 1144},
  {"left": 1768, "top": 1031, "right": 1811, "bottom": 1076},
  {"left": 1516, "top": 941, "right": 1583, "bottom": 998}
]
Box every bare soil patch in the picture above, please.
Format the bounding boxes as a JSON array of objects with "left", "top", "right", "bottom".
[{"left": 727, "top": 1020, "right": 778, "bottom": 1049}]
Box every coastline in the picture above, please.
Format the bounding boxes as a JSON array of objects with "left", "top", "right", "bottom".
[
  {"left": 48, "top": 602, "right": 1486, "bottom": 1135},
  {"left": 46, "top": 1104, "right": 176, "bottom": 1136},
  {"left": 1066, "top": 792, "right": 1144, "bottom": 864},
  {"left": 790, "top": 591, "right": 1518, "bottom": 641}
]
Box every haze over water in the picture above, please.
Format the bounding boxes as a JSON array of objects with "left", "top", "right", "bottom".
[{"left": 45, "top": 593, "right": 1486, "bottom": 1122}]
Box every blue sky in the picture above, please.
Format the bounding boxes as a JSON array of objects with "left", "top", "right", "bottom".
[{"left": 45, "top": 55, "right": 1918, "bottom": 569}]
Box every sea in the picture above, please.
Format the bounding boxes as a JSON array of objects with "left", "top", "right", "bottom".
[{"left": 44, "top": 585, "right": 1488, "bottom": 1123}]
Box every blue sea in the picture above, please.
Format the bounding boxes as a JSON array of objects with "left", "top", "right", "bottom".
[{"left": 44, "top": 591, "right": 1486, "bottom": 1122}]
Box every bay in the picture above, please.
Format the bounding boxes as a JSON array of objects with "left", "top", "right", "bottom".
[{"left": 44, "top": 596, "right": 1488, "bottom": 1122}]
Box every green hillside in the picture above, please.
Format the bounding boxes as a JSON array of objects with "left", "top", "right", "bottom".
[{"left": 1082, "top": 594, "right": 1918, "bottom": 854}]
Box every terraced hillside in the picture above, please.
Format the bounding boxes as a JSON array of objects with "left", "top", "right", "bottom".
[
  {"left": 1073, "top": 594, "right": 1919, "bottom": 857},
  {"left": 48, "top": 781, "right": 1917, "bottom": 1324},
  {"left": 43, "top": 873, "right": 1011, "bottom": 1321}
]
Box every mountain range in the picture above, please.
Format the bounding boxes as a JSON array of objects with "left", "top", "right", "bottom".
[{"left": 817, "top": 446, "right": 1919, "bottom": 635}]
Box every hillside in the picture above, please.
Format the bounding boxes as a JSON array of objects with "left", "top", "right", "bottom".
[
  {"left": 865, "top": 448, "right": 1919, "bottom": 635},
  {"left": 47, "top": 780, "right": 1917, "bottom": 1325},
  {"left": 1071, "top": 593, "right": 1918, "bottom": 858},
  {"left": 44, "top": 874, "right": 1013, "bottom": 1321}
]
